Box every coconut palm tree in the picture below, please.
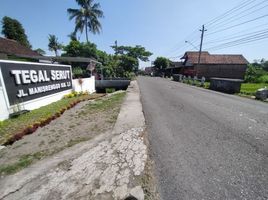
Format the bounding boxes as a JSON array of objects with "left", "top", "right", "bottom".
[
  {"left": 48, "top": 34, "right": 62, "bottom": 56},
  {"left": 67, "top": 0, "right": 104, "bottom": 43}
]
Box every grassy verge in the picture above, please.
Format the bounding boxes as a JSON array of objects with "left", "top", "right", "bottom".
[
  {"left": 181, "top": 80, "right": 210, "bottom": 89},
  {"left": 0, "top": 93, "right": 104, "bottom": 145},
  {"left": 0, "top": 137, "right": 91, "bottom": 176},
  {"left": 0, "top": 151, "right": 46, "bottom": 175},
  {"left": 78, "top": 92, "right": 126, "bottom": 115},
  {"left": 240, "top": 83, "right": 268, "bottom": 96},
  {"left": 0, "top": 92, "right": 126, "bottom": 176},
  {"left": 180, "top": 80, "right": 267, "bottom": 97}
]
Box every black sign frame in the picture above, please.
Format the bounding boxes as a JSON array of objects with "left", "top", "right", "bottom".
[{"left": 0, "top": 60, "right": 72, "bottom": 106}]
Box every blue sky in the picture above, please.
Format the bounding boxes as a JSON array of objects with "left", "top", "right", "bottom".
[{"left": 1, "top": 0, "right": 267, "bottom": 68}]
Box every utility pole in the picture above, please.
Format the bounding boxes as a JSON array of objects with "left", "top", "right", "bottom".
[{"left": 198, "top": 25, "right": 207, "bottom": 65}]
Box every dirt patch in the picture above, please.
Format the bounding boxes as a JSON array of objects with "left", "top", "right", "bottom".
[
  {"left": 0, "top": 92, "right": 126, "bottom": 177},
  {"left": 141, "top": 129, "right": 160, "bottom": 200}
]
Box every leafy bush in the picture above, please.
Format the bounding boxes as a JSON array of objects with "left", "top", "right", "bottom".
[
  {"left": 125, "top": 72, "right": 136, "bottom": 80},
  {"left": 72, "top": 67, "right": 84, "bottom": 78},
  {"left": 106, "top": 88, "right": 115, "bottom": 93},
  {"left": 257, "top": 75, "right": 268, "bottom": 83},
  {"left": 63, "top": 90, "right": 89, "bottom": 99},
  {"left": 244, "top": 64, "right": 267, "bottom": 83}
]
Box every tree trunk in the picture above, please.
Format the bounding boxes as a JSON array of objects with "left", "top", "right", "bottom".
[
  {"left": 85, "top": 19, "right": 89, "bottom": 43},
  {"left": 54, "top": 49, "right": 58, "bottom": 57}
]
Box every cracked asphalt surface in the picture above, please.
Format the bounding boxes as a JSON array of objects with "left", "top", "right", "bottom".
[{"left": 138, "top": 77, "right": 268, "bottom": 200}]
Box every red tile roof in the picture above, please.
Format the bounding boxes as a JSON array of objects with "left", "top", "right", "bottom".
[
  {"left": 0, "top": 37, "right": 40, "bottom": 57},
  {"left": 182, "top": 51, "right": 248, "bottom": 65}
]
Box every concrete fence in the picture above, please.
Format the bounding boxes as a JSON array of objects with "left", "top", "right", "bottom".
[
  {"left": 72, "top": 77, "right": 96, "bottom": 94},
  {"left": 95, "top": 79, "right": 130, "bottom": 93}
]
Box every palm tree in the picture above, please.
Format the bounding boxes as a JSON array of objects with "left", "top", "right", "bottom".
[
  {"left": 67, "top": 0, "right": 104, "bottom": 43},
  {"left": 68, "top": 31, "right": 78, "bottom": 41},
  {"left": 48, "top": 34, "right": 62, "bottom": 56}
]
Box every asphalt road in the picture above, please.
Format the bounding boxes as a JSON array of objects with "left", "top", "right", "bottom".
[{"left": 138, "top": 77, "right": 268, "bottom": 200}]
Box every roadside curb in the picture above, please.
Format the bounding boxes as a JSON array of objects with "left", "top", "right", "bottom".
[{"left": 0, "top": 81, "right": 149, "bottom": 200}]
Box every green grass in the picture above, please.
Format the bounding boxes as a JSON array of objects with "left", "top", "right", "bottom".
[
  {"left": 0, "top": 93, "right": 104, "bottom": 145},
  {"left": 240, "top": 83, "right": 268, "bottom": 95},
  {"left": 203, "top": 82, "right": 210, "bottom": 89},
  {"left": 79, "top": 92, "right": 126, "bottom": 115},
  {"left": 181, "top": 79, "right": 267, "bottom": 97},
  {"left": 0, "top": 92, "right": 126, "bottom": 175},
  {"left": 105, "top": 88, "right": 116, "bottom": 93},
  {"left": 0, "top": 152, "right": 45, "bottom": 175},
  {"left": 200, "top": 82, "right": 267, "bottom": 96},
  {"left": 182, "top": 80, "right": 210, "bottom": 89},
  {"left": 67, "top": 137, "right": 89, "bottom": 147},
  {"left": 0, "top": 136, "right": 95, "bottom": 175}
]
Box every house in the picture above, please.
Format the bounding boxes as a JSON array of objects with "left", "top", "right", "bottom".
[
  {"left": 180, "top": 51, "right": 248, "bottom": 79},
  {"left": 0, "top": 37, "right": 41, "bottom": 59},
  {"left": 144, "top": 66, "right": 155, "bottom": 76},
  {"left": 165, "top": 61, "right": 183, "bottom": 77},
  {"left": 0, "top": 37, "right": 99, "bottom": 77}
]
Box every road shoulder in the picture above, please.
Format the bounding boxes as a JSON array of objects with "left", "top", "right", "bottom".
[{"left": 0, "top": 81, "right": 153, "bottom": 200}]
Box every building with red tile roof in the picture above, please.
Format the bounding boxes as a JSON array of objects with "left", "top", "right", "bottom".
[
  {"left": 0, "top": 37, "right": 40, "bottom": 59},
  {"left": 180, "top": 51, "right": 248, "bottom": 79}
]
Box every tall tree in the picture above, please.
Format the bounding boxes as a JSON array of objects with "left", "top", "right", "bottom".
[
  {"left": 68, "top": 31, "right": 78, "bottom": 41},
  {"left": 62, "top": 40, "right": 97, "bottom": 58},
  {"left": 67, "top": 0, "right": 104, "bottom": 43},
  {"left": 154, "top": 57, "right": 170, "bottom": 70},
  {"left": 1, "top": 16, "right": 31, "bottom": 48},
  {"left": 111, "top": 45, "right": 152, "bottom": 62},
  {"left": 111, "top": 45, "right": 152, "bottom": 75},
  {"left": 48, "top": 34, "right": 62, "bottom": 56}
]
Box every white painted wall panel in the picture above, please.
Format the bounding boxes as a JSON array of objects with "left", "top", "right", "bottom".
[
  {"left": 19, "top": 89, "right": 72, "bottom": 111},
  {"left": 0, "top": 87, "right": 9, "bottom": 121},
  {"left": 72, "top": 76, "right": 95, "bottom": 94}
]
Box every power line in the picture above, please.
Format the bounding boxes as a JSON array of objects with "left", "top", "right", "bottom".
[
  {"left": 207, "top": 36, "right": 268, "bottom": 51},
  {"left": 205, "top": 33, "right": 268, "bottom": 51},
  {"left": 205, "top": 0, "right": 258, "bottom": 27},
  {"left": 185, "top": 40, "right": 199, "bottom": 50},
  {"left": 207, "top": 14, "right": 268, "bottom": 35},
  {"left": 165, "top": 29, "right": 200, "bottom": 57},
  {"left": 208, "top": 1, "right": 268, "bottom": 30},
  {"left": 210, "top": 32, "right": 268, "bottom": 48},
  {"left": 167, "top": 0, "right": 268, "bottom": 58},
  {"left": 205, "top": 28, "right": 268, "bottom": 44},
  {"left": 205, "top": 22, "right": 268, "bottom": 42}
]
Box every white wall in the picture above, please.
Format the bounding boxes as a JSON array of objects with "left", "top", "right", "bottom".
[
  {"left": 18, "top": 90, "right": 72, "bottom": 111},
  {"left": 0, "top": 87, "right": 9, "bottom": 121},
  {"left": 0, "top": 89, "right": 72, "bottom": 121},
  {"left": 0, "top": 67, "right": 9, "bottom": 121},
  {"left": 72, "top": 76, "right": 95, "bottom": 94}
]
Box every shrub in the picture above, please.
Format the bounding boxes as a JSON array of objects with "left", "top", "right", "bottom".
[
  {"left": 63, "top": 91, "right": 82, "bottom": 99},
  {"left": 244, "top": 64, "right": 267, "bottom": 83},
  {"left": 72, "top": 67, "right": 84, "bottom": 78},
  {"left": 83, "top": 91, "right": 89, "bottom": 95},
  {"left": 106, "top": 88, "right": 115, "bottom": 93},
  {"left": 257, "top": 75, "right": 268, "bottom": 83},
  {"left": 127, "top": 72, "right": 136, "bottom": 80}
]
